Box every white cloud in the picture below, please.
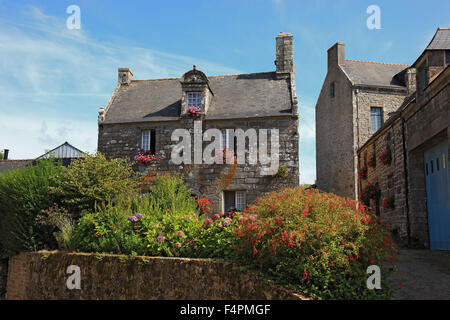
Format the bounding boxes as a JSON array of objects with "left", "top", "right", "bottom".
[{"left": 0, "top": 5, "right": 241, "bottom": 159}]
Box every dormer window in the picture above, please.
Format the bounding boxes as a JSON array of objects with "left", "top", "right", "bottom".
[
  {"left": 187, "top": 92, "right": 202, "bottom": 109},
  {"left": 180, "top": 66, "right": 213, "bottom": 117}
]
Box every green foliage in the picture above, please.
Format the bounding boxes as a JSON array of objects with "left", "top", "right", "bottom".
[
  {"left": 231, "top": 187, "right": 398, "bottom": 299},
  {"left": 70, "top": 174, "right": 203, "bottom": 256},
  {"left": 49, "top": 153, "right": 139, "bottom": 218},
  {"left": 0, "top": 160, "right": 65, "bottom": 257},
  {"left": 36, "top": 204, "right": 75, "bottom": 250}
]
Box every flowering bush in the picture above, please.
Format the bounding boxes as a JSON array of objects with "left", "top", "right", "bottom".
[
  {"left": 137, "top": 149, "right": 157, "bottom": 166},
  {"left": 360, "top": 183, "right": 380, "bottom": 207},
  {"left": 186, "top": 105, "right": 201, "bottom": 118},
  {"left": 378, "top": 146, "right": 392, "bottom": 166},
  {"left": 70, "top": 174, "right": 203, "bottom": 256},
  {"left": 382, "top": 196, "right": 395, "bottom": 210},
  {"left": 368, "top": 154, "right": 376, "bottom": 168},
  {"left": 196, "top": 198, "right": 212, "bottom": 215},
  {"left": 274, "top": 164, "right": 289, "bottom": 178},
  {"left": 230, "top": 187, "right": 398, "bottom": 299},
  {"left": 358, "top": 167, "right": 368, "bottom": 179}
]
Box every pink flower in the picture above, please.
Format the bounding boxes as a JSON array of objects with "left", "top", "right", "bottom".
[
  {"left": 203, "top": 218, "right": 213, "bottom": 228},
  {"left": 176, "top": 230, "right": 185, "bottom": 237}
]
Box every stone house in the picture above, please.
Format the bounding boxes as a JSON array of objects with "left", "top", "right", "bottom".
[
  {"left": 97, "top": 33, "right": 300, "bottom": 213},
  {"left": 315, "top": 42, "right": 412, "bottom": 199},
  {"left": 317, "top": 28, "right": 449, "bottom": 249},
  {"left": 357, "top": 28, "right": 449, "bottom": 249}
]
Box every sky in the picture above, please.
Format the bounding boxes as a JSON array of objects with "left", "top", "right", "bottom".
[{"left": 0, "top": 0, "right": 449, "bottom": 184}]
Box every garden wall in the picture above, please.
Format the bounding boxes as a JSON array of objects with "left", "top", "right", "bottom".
[
  {"left": 6, "top": 251, "right": 305, "bottom": 300},
  {"left": 0, "top": 258, "right": 7, "bottom": 300}
]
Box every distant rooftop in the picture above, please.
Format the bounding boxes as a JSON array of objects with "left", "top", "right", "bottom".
[
  {"left": 426, "top": 27, "right": 450, "bottom": 50},
  {"left": 341, "top": 59, "right": 409, "bottom": 89}
]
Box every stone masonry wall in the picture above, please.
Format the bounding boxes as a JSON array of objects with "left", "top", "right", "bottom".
[
  {"left": 98, "top": 116, "right": 299, "bottom": 213},
  {"left": 6, "top": 251, "right": 306, "bottom": 300},
  {"left": 0, "top": 258, "right": 8, "bottom": 300},
  {"left": 403, "top": 78, "right": 449, "bottom": 248},
  {"left": 316, "top": 66, "right": 355, "bottom": 198},
  {"left": 358, "top": 119, "right": 409, "bottom": 244}
]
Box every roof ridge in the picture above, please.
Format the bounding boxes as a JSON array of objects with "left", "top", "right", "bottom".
[
  {"left": 345, "top": 59, "right": 410, "bottom": 66},
  {"left": 131, "top": 71, "right": 276, "bottom": 82}
]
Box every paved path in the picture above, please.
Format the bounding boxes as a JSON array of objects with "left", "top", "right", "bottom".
[{"left": 387, "top": 249, "right": 450, "bottom": 300}]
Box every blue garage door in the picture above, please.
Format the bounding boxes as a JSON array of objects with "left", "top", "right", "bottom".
[{"left": 424, "top": 140, "right": 450, "bottom": 250}]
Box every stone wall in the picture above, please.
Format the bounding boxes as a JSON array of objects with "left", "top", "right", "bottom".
[
  {"left": 402, "top": 72, "right": 449, "bottom": 248},
  {"left": 98, "top": 116, "right": 299, "bottom": 213},
  {"left": 358, "top": 118, "right": 409, "bottom": 244},
  {"left": 6, "top": 251, "right": 306, "bottom": 300},
  {"left": 315, "top": 63, "right": 355, "bottom": 198},
  {"left": 0, "top": 258, "right": 8, "bottom": 300},
  {"left": 357, "top": 69, "right": 449, "bottom": 248}
]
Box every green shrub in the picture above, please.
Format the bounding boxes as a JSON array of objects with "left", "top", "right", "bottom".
[
  {"left": 0, "top": 160, "right": 65, "bottom": 257},
  {"left": 70, "top": 174, "right": 203, "bottom": 256},
  {"left": 230, "top": 187, "right": 398, "bottom": 299},
  {"left": 36, "top": 204, "right": 75, "bottom": 250},
  {"left": 49, "top": 153, "right": 139, "bottom": 218}
]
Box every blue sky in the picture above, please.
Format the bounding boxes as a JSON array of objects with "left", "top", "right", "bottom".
[{"left": 0, "top": 0, "right": 448, "bottom": 184}]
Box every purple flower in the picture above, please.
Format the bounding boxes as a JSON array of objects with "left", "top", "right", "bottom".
[
  {"left": 128, "top": 216, "right": 138, "bottom": 222},
  {"left": 157, "top": 235, "right": 165, "bottom": 242},
  {"left": 136, "top": 213, "right": 143, "bottom": 219}
]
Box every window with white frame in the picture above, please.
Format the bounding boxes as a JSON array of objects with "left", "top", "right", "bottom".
[
  {"left": 187, "top": 92, "right": 202, "bottom": 109},
  {"left": 141, "top": 130, "right": 155, "bottom": 153},
  {"left": 370, "top": 107, "right": 383, "bottom": 133},
  {"left": 221, "top": 129, "right": 230, "bottom": 149},
  {"left": 224, "top": 191, "right": 246, "bottom": 211},
  {"left": 235, "top": 191, "right": 246, "bottom": 211},
  {"left": 221, "top": 129, "right": 237, "bottom": 156}
]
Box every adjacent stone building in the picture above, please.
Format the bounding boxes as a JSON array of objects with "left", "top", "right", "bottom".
[
  {"left": 97, "top": 33, "right": 300, "bottom": 213},
  {"left": 315, "top": 42, "right": 411, "bottom": 199},
  {"left": 358, "top": 28, "right": 450, "bottom": 249},
  {"left": 317, "top": 28, "right": 450, "bottom": 249}
]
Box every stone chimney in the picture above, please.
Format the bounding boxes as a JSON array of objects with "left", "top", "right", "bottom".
[
  {"left": 275, "top": 32, "right": 294, "bottom": 76},
  {"left": 118, "top": 67, "right": 133, "bottom": 85},
  {"left": 327, "top": 42, "right": 345, "bottom": 69},
  {"left": 405, "top": 67, "right": 417, "bottom": 95}
]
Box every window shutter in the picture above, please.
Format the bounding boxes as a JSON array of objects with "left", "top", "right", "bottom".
[{"left": 150, "top": 130, "right": 156, "bottom": 155}]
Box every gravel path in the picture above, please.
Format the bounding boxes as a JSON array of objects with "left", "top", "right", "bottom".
[{"left": 387, "top": 249, "right": 450, "bottom": 300}]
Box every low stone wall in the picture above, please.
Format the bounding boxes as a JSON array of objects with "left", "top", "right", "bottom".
[
  {"left": 0, "top": 258, "right": 8, "bottom": 300},
  {"left": 6, "top": 251, "right": 306, "bottom": 300}
]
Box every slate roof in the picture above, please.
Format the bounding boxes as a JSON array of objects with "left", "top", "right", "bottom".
[
  {"left": 426, "top": 28, "right": 450, "bottom": 50},
  {"left": 340, "top": 59, "right": 409, "bottom": 89},
  {"left": 102, "top": 72, "right": 294, "bottom": 124}
]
